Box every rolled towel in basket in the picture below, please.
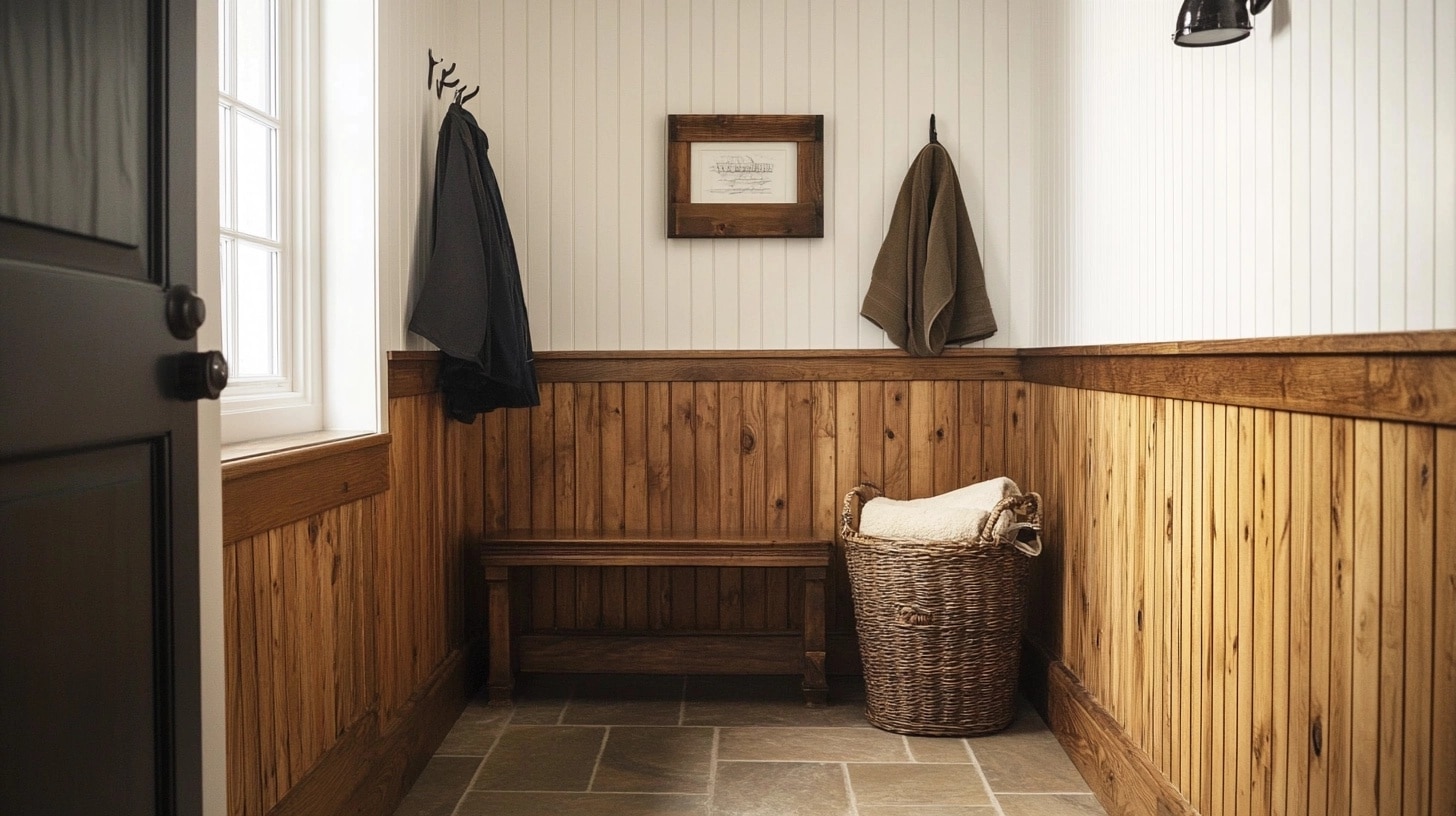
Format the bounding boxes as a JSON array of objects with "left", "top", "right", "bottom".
[{"left": 858, "top": 477, "right": 1021, "bottom": 542}]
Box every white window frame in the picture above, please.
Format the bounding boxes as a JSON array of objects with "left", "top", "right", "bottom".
[{"left": 218, "top": 0, "right": 323, "bottom": 444}]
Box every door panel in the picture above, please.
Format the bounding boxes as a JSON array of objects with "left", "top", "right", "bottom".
[
  {"left": 0, "top": 0, "right": 202, "bottom": 814},
  {"left": 0, "top": 0, "right": 149, "bottom": 255},
  {"left": 0, "top": 444, "right": 163, "bottom": 814}
]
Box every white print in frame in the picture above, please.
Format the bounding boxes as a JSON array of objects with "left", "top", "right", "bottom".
[{"left": 690, "top": 141, "right": 798, "bottom": 204}]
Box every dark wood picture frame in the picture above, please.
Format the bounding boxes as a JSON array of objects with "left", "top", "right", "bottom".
[{"left": 667, "top": 114, "right": 824, "bottom": 238}]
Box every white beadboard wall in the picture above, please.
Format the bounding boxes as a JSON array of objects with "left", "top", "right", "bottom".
[
  {"left": 376, "top": 0, "right": 1041, "bottom": 351},
  {"left": 1033, "top": 0, "right": 1456, "bottom": 345}
]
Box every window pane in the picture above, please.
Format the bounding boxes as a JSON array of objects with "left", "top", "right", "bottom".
[
  {"left": 234, "top": 0, "right": 275, "bottom": 114},
  {"left": 233, "top": 241, "right": 280, "bottom": 379},
  {"left": 218, "top": 104, "right": 232, "bottom": 229},
  {"left": 234, "top": 112, "right": 276, "bottom": 240}
]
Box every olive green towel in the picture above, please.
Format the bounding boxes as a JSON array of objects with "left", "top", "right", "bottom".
[{"left": 860, "top": 143, "right": 996, "bottom": 356}]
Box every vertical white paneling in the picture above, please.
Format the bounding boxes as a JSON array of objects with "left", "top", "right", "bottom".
[
  {"left": 981, "top": 0, "right": 1009, "bottom": 347},
  {"left": 688, "top": 0, "right": 715, "bottom": 349},
  {"left": 619, "top": 0, "right": 645, "bottom": 348},
  {"left": 1379, "top": 0, "right": 1407, "bottom": 332},
  {"left": 807, "top": 0, "right": 834, "bottom": 348},
  {"left": 737, "top": 0, "right": 763, "bottom": 348},
  {"left": 525, "top": 0, "right": 552, "bottom": 348},
  {"left": 833, "top": 0, "right": 859, "bottom": 348},
  {"left": 549, "top": 0, "right": 574, "bottom": 349},
  {"left": 571, "top": 0, "right": 597, "bottom": 347},
  {"left": 1438, "top": 0, "right": 1456, "bottom": 328},
  {"left": 713, "top": 0, "right": 740, "bottom": 349},
  {"left": 381, "top": 0, "right": 1036, "bottom": 351},
  {"left": 596, "top": 2, "right": 621, "bottom": 349},
  {"left": 1354, "top": 0, "right": 1381, "bottom": 333},
  {"left": 1034, "top": 0, "right": 1455, "bottom": 346},
  {"left": 1290, "top": 0, "right": 1311, "bottom": 336},
  {"left": 856, "top": 0, "right": 885, "bottom": 349},
  {"left": 641, "top": 0, "right": 668, "bottom": 348},
  {"left": 378, "top": 0, "right": 1452, "bottom": 352},
  {"left": 1404, "top": 0, "right": 1434, "bottom": 332},
  {"left": 664, "top": 0, "right": 692, "bottom": 348},
  {"left": 1310, "top": 0, "right": 1334, "bottom": 335},
  {"left": 782, "top": 0, "right": 811, "bottom": 348},
  {"left": 758, "top": 0, "right": 787, "bottom": 348}
]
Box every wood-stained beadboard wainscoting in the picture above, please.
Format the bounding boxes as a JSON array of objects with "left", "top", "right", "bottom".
[
  {"left": 1019, "top": 333, "right": 1456, "bottom": 816},
  {"left": 392, "top": 349, "right": 1026, "bottom": 674},
  {"left": 221, "top": 390, "right": 484, "bottom": 816}
]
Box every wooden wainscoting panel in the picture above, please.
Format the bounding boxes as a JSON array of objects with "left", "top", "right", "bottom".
[
  {"left": 224, "top": 497, "right": 374, "bottom": 814},
  {"left": 479, "top": 376, "right": 1030, "bottom": 657},
  {"left": 223, "top": 434, "right": 390, "bottom": 543},
  {"left": 1026, "top": 382, "right": 1456, "bottom": 816},
  {"left": 376, "top": 391, "right": 483, "bottom": 724}
]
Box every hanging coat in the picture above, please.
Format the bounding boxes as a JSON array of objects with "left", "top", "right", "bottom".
[
  {"left": 409, "top": 103, "right": 540, "bottom": 421},
  {"left": 860, "top": 143, "right": 996, "bottom": 356}
]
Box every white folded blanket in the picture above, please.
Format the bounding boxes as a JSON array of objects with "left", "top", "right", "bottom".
[{"left": 858, "top": 477, "right": 1021, "bottom": 542}]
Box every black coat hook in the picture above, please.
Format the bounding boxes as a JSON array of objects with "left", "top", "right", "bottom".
[
  {"left": 455, "top": 85, "right": 479, "bottom": 106},
  {"left": 427, "top": 49, "right": 443, "bottom": 89},
  {"left": 436, "top": 62, "right": 459, "bottom": 99},
  {"left": 929, "top": 114, "right": 938, "bottom": 144}
]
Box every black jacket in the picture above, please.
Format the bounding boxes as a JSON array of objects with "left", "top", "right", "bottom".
[{"left": 409, "top": 103, "right": 539, "bottom": 421}]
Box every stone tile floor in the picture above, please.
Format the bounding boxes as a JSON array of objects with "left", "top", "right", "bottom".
[{"left": 393, "top": 674, "right": 1106, "bottom": 816}]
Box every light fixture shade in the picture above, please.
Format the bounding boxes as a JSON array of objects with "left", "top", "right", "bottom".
[{"left": 1172, "top": 0, "right": 1253, "bottom": 47}]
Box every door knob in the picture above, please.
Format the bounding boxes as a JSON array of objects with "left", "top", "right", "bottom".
[
  {"left": 178, "top": 351, "right": 228, "bottom": 400},
  {"left": 165, "top": 284, "right": 207, "bottom": 339}
]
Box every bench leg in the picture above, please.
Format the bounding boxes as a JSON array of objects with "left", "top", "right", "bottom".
[
  {"left": 801, "top": 566, "right": 828, "bottom": 706},
  {"left": 485, "top": 566, "right": 514, "bottom": 705}
]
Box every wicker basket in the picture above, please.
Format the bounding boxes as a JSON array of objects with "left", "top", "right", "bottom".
[{"left": 841, "top": 483, "right": 1042, "bottom": 737}]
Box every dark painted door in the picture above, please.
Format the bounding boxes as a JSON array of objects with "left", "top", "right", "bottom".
[{"left": 0, "top": 1, "right": 209, "bottom": 814}]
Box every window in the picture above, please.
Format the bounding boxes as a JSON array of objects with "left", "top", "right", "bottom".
[{"left": 218, "top": 0, "right": 321, "bottom": 442}]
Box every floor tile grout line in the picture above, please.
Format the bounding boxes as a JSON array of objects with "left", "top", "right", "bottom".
[
  {"left": 996, "top": 791, "right": 1104, "bottom": 797},
  {"left": 584, "top": 725, "right": 612, "bottom": 792},
  {"left": 555, "top": 681, "right": 575, "bottom": 726},
  {"left": 714, "top": 758, "right": 974, "bottom": 764},
  {"left": 901, "top": 734, "right": 914, "bottom": 762},
  {"left": 447, "top": 714, "right": 512, "bottom": 816},
  {"left": 840, "top": 761, "right": 862, "bottom": 816},
  {"left": 706, "top": 726, "right": 722, "bottom": 808},
  {"left": 964, "top": 740, "right": 1008, "bottom": 816}
]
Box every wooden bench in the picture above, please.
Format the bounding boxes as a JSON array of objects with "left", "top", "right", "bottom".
[{"left": 474, "top": 531, "right": 833, "bottom": 706}]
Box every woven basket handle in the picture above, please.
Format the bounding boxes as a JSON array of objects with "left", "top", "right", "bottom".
[
  {"left": 841, "top": 483, "right": 883, "bottom": 533},
  {"left": 974, "top": 492, "right": 1043, "bottom": 557}
]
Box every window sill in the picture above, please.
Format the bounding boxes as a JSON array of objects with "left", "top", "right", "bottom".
[{"left": 222, "top": 429, "right": 374, "bottom": 463}]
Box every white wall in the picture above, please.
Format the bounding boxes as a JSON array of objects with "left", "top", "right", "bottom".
[
  {"left": 378, "top": 0, "right": 1041, "bottom": 351},
  {"left": 1033, "top": 0, "right": 1456, "bottom": 345}
]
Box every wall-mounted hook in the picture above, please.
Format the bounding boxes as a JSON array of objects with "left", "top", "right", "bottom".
[
  {"left": 929, "top": 114, "right": 938, "bottom": 144},
  {"left": 427, "top": 49, "right": 443, "bottom": 89},
  {"left": 435, "top": 62, "right": 459, "bottom": 99},
  {"left": 455, "top": 85, "right": 479, "bottom": 106}
]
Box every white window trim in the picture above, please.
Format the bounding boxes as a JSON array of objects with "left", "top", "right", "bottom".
[{"left": 219, "top": 0, "right": 324, "bottom": 444}]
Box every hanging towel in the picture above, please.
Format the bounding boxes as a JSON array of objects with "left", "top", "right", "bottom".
[
  {"left": 858, "top": 477, "right": 1021, "bottom": 542},
  {"left": 860, "top": 143, "right": 996, "bottom": 356},
  {"left": 409, "top": 103, "right": 540, "bottom": 422}
]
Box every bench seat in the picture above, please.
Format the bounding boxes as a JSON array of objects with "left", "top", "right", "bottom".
[{"left": 474, "top": 531, "right": 833, "bottom": 706}]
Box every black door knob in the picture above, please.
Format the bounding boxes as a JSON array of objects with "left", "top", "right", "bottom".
[
  {"left": 178, "top": 351, "right": 228, "bottom": 400},
  {"left": 165, "top": 284, "right": 207, "bottom": 339}
]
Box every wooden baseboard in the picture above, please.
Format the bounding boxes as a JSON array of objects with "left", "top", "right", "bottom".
[
  {"left": 1045, "top": 660, "right": 1194, "bottom": 816},
  {"left": 268, "top": 643, "right": 480, "bottom": 816}
]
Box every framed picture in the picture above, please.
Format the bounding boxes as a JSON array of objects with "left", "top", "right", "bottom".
[{"left": 667, "top": 114, "right": 824, "bottom": 238}]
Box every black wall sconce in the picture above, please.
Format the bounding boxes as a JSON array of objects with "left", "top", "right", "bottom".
[{"left": 1172, "top": 0, "right": 1272, "bottom": 47}]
